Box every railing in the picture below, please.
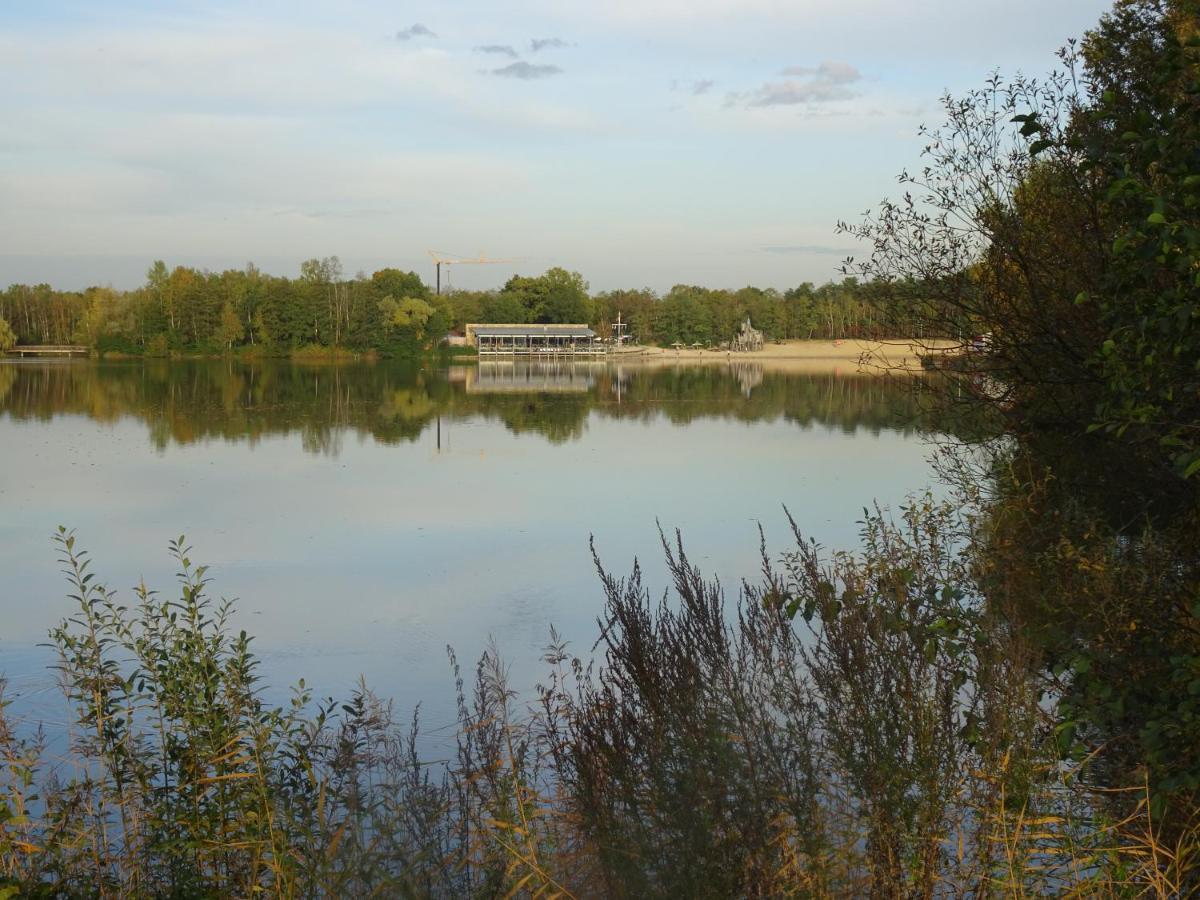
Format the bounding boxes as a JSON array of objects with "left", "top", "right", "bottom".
[{"left": 476, "top": 342, "right": 606, "bottom": 356}]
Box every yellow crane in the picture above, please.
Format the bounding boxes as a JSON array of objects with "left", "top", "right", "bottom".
[{"left": 427, "top": 250, "right": 518, "bottom": 295}]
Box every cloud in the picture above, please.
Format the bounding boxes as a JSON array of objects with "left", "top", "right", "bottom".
[
  {"left": 762, "top": 244, "right": 857, "bottom": 255},
  {"left": 669, "top": 78, "right": 715, "bottom": 95},
  {"left": 530, "top": 37, "right": 569, "bottom": 52},
  {"left": 491, "top": 61, "right": 563, "bottom": 80},
  {"left": 748, "top": 81, "right": 856, "bottom": 106},
  {"left": 395, "top": 24, "right": 436, "bottom": 41},
  {"left": 731, "top": 61, "right": 862, "bottom": 108},
  {"left": 475, "top": 44, "right": 518, "bottom": 58},
  {"left": 780, "top": 61, "right": 860, "bottom": 84}
]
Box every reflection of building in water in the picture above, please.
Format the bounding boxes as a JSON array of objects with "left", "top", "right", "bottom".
[
  {"left": 729, "top": 362, "right": 764, "bottom": 397},
  {"left": 466, "top": 360, "right": 605, "bottom": 393},
  {"left": 466, "top": 323, "right": 602, "bottom": 355}
]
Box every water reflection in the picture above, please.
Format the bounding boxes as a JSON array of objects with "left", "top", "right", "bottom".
[
  {"left": 0, "top": 359, "right": 929, "bottom": 454},
  {"left": 465, "top": 360, "right": 603, "bottom": 393},
  {"left": 0, "top": 356, "right": 943, "bottom": 745}
]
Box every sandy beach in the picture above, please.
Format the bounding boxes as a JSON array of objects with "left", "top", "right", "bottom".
[{"left": 609, "top": 338, "right": 958, "bottom": 374}]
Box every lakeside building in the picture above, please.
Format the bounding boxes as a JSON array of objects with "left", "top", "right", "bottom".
[{"left": 465, "top": 323, "right": 602, "bottom": 355}]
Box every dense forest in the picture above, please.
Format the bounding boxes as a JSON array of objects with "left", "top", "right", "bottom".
[{"left": 0, "top": 259, "right": 944, "bottom": 357}]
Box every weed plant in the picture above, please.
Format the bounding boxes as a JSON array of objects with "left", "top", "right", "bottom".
[{"left": 1, "top": 507, "right": 1195, "bottom": 897}]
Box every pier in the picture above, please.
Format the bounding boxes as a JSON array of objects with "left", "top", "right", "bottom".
[{"left": 8, "top": 345, "right": 89, "bottom": 357}]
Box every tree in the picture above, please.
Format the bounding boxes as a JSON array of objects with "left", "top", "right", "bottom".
[
  {"left": 839, "top": 0, "right": 1200, "bottom": 812},
  {"left": 379, "top": 296, "right": 434, "bottom": 333},
  {"left": 217, "top": 301, "right": 245, "bottom": 350},
  {"left": 370, "top": 268, "right": 429, "bottom": 301},
  {"left": 498, "top": 268, "right": 591, "bottom": 324},
  {"left": 1075, "top": 0, "right": 1200, "bottom": 479},
  {"left": 374, "top": 296, "right": 430, "bottom": 352},
  {"left": 147, "top": 260, "right": 171, "bottom": 332},
  {"left": 533, "top": 267, "right": 591, "bottom": 323},
  {"left": 70, "top": 287, "right": 119, "bottom": 348},
  {"left": 784, "top": 283, "right": 819, "bottom": 339},
  {"left": 838, "top": 51, "right": 1107, "bottom": 444},
  {"left": 251, "top": 309, "right": 271, "bottom": 347},
  {"left": 481, "top": 291, "right": 528, "bottom": 324},
  {"left": 0, "top": 315, "right": 15, "bottom": 352}
]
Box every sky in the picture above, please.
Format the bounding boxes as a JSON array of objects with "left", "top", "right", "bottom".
[{"left": 0, "top": 0, "right": 1114, "bottom": 293}]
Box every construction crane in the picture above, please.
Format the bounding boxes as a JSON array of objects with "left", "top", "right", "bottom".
[{"left": 427, "top": 250, "right": 518, "bottom": 295}]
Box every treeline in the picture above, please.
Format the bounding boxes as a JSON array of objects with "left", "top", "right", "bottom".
[
  {"left": 446, "top": 276, "right": 937, "bottom": 345},
  {"left": 0, "top": 259, "right": 948, "bottom": 356},
  {"left": 0, "top": 260, "right": 448, "bottom": 357}
]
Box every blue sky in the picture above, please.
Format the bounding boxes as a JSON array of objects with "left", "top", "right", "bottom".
[{"left": 0, "top": 0, "right": 1113, "bottom": 292}]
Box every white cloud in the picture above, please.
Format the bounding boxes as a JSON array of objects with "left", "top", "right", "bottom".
[
  {"left": 491, "top": 61, "right": 563, "bottom": 79},
  {"left": 780, "top": 61, "right": 860, "bottom": 84},
  {"left": 728, "top": 60, "right": 862, "bottom": 108}
]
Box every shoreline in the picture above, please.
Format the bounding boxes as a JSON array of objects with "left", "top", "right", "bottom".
[{"left": 604, "top": 338, "right": 958, "bottom": 373}]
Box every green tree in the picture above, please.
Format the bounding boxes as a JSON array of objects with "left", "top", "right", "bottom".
[
  {"left": 147, "top": 259, "right": 171, "bottom": 332},
  {"left": 379, "top": 296, "right": 434, "bottom": 333},
  {"left": 251, "top": 309, "right": 271, "bottom": 347},
  {"left": 0, "top": 314, "right": 15, "bottom": 352},
  {"left": 1076, "top": 0, "right": 1200, "bottom": 479},
  {"left": 481, "top": 291, "right": 529, "bottom": 323},
  {"left": 498, "top": 268, "right": 591, "bottom": 324},
  {"left": 533, "top": 267, "right": 591, "bottom": 323},
  {"left": 216, "top": 301, "right": 245, "bottom": 350},
  {"left": 841, "top": 0, "right": 1200, "bottom": 812},
  {"left": 370, "top": 268, "right": 429, "bottom": 301}
]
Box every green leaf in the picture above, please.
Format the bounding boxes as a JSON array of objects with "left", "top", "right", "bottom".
[
  {"left": 1029, "top": 139, "right": 1053, "bottom": 156},
  {"left": 1147, "top": 212, "right": 1167, "bottom": 225}
]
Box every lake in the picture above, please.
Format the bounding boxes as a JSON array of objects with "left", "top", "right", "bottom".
[{"left": 0, "top": 357, "right": 942, "bottom": 744}]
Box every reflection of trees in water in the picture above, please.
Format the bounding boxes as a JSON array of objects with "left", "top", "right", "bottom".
[
  {"left": 0, "top": 361, "right": 934, "bottom": 455},
  {"left": 0, "top": 363, "right": 16, "bottom": 406}
]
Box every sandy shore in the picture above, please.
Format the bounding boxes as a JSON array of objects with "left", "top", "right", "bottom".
[{"left": 609, "top": 339, "right": 958, "bottom": 374}]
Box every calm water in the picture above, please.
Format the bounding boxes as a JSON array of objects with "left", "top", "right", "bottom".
[{"left": 0, "top": 358, "right": 941, "bottom": 739}]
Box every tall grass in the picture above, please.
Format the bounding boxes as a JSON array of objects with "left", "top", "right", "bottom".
[{"left": 1, "top": 508, "right": 1195, "bottom": 897}]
